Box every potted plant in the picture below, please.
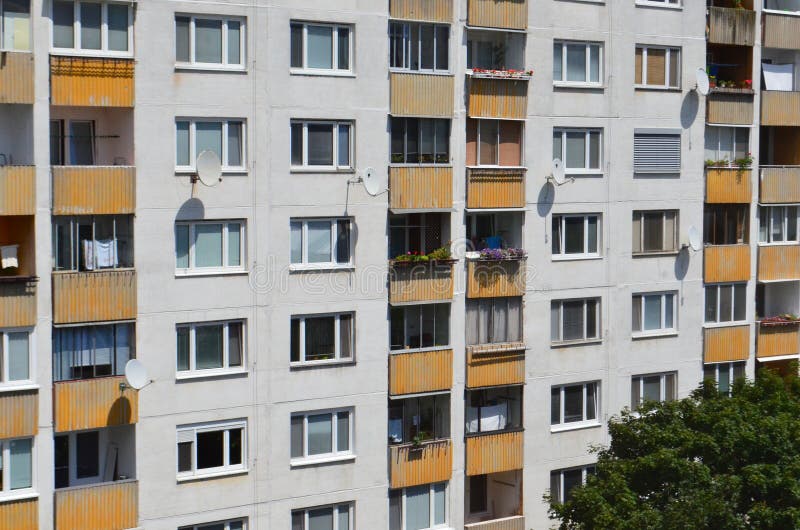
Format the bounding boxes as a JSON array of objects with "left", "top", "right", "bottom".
[
  {"left": 410, "top": 432, "right": 429, "bottom": 449},
  {"left": 734, "top": 152, "right": 753, "bottom": 170},
  {"left": 708, "top": 75, "right": 717, "bottom": 88}
]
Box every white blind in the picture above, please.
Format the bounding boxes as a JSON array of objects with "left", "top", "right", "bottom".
[{"left": 634, "top": 132, "right": 681, "bottom": 173}]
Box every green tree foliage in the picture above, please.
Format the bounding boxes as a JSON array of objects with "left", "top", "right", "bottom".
[{"left": 548, "top": 368, "right": 800, "bottom": 530}]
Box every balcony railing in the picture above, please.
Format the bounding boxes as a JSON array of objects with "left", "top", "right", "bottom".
[
  {"left": 389, "top": 439, "right": 452, "bottom": 488},
  {"left": 757, "top": 322, "right": 800, "bottom": 359},
  {"left": 761, "top": 91, "right": 800, "bottom": 126},
  {"left": 52, "top": 269, "right": 136, "bottom": 324},
  {"left": 466, "top": 343, "right": 525, "bottom": 388},
  {"left": 467, "top": 77, "right": 528, "bottom": 119},
  {"left": 52, "top": 166, "right": 136, "bottom": 215},
  {"left": 0, "top": 497, "right": 37, "bottom": 530},
  {"left": 0, "top": 51, "right": 34, "bottom": 104},
  {"left": 0, "top": 390, "right": 37, "bottom": 439},
  {"left": 54, "top": 479, "right": 138, "bottom": 530},
  {"left": 53, "top": 376, "right": 138, "bottom": 433},
  {"left": 0, "top": 165, "right": 35, "bottom": 215},
  {"left": 703, "top": 325, "right": 750, "bottom": 363},
  {"left": 760, "top": 167, "right": 800, "bottom": 203},
  {"left": 707, "top": 7, "right": 756, "bottom": 46},
  {"left": 465, "top": 516, "right": 526, "bottom": 530},
  {"left": 389, "top": 349, "right": 453, "bottom": 395},
  {"left": 705, "top": 167, "right": 752, "bottom": 203},
  {"left": 707, "top": 91, "right": 754, "bottom": 125},
  {"left": 390, "top": 0, "right": 453, "bottom": 22},
  {"left": 390, "top": 72, "right": 454, "bottom": 117},
  {"left": 0, "top": 279, "right": 37, "bottom": 328},
  {"left": 389, "top": 260, "right": 454, "bottom": 303},
  {"left": 466, "top": 168, "right": 526, "bottom": 209},
  {"left": 763, "top": 11, "right": 800, "bottom": 50},
  {"left": 50, "top": 55, "right": 134, "bottom": 107},
  {"left": 704, "top": 244, "right": 751, "bottom": 283},
  {"left": 467, "top": 258, "right": 525, "bottom": 298},
  {"left": 466, "top": 430, "right": 523, "bottom": 476},
  {"left": 389, "top": 166, "right": 453, "bottom": 210},
  {"left": 758, "top": 244, "right": 800, "bottom": 281},
  {"left": 467, "top": 0, "right": 528, "bottom": 30}
]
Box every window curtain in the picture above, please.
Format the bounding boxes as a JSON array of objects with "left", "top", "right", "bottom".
[
  {"left": 196, "top": 122, "right": 223, "bottom": 161},
  {"left": 307, "top": 124, "right": 334, "bottom": 165},
  {"left": 305, "top": 317, "right": 335, "bottom": 360},
  {"left": 194, "top": 224, "right": 223, "bottom": 267},
  {"left": 2, "top": 0, "right": 30, "bottom": 50},
  {"left": 566, "top": 44, "right": 586, "bottom": 82},
  {"left": 561, "top": 301, "right": 584, "bottom": 341},
  {"left": 405, "top": 485, "right": 431, "bottom": 530},
  {"left": 195, "top": 325, "right": 223, "bottom": 369},
  {"left": 307, "top": 414, "right": 333, "bottom": 455},
  {"left": 307, "top": 26, "right": 333, "bottom": 69},
  {"left": 9, "top": 438, "right": 32, "bottom": 490}
]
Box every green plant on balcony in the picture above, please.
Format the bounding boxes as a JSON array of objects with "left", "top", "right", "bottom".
[
  {"left": 392, "top": 246, "right": 452, "bottom": 264},
  {"left": 705, "top": 158, "right": 730, "bottom": 168},
  {"left": 734, "top": 152, "right": 753, "bottom": 170}
]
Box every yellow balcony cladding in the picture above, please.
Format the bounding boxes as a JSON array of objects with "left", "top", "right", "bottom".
[
  {"left": 466, "top": 343, "right": 525, "bottom": 388},
  {"left": 0, "top": 51, "right": 34, "bottom": 104},
  {"left": 707, "top": 7, "right": 756, "bottom": 46},
  {"left": 466, "top": 430, "right": 523, "bottom": 476},
  {"left": 0, "top": 280, "right": 37, "bottom": 328},
  {"left": 761, "top": 91, "right": 800, "bottom": 126},
  {"left": 467, "top": 259, "right": 525, "bottom": 298},
  {"left": 390, "top": 73, "right": 454, "bottom": 117},
  {"left": 50, "top": 55, "right": 134, "bottom": 107},
  {"left": 52, "top": 269, "right": 136, "bottom": 324},
  {"left": 760, "top": 167, "right": 800, "bottom": 203},
  {"left": 465, "top": 516, "right": 526, "bottom": 530},
  {"left": 704, "top": 325, "right": 750, "bottom": 363},
  {"left": 389, "top": 349, "right": 453, "bottom": 395},
  {"left": 389, "top": 261, "right": 454, "bottom": 303},
  {"left": 466, "top": 168, "right": 526, "bottom": 209},
  {"left": 707, "top": 91, "right": 754, "bottom": 125},
  {"left": 467, "top": 0, "right": 528, "bottom": 30},
  {"left": 389, "top": 166, "right": 453, "bottom": 210},
  {"left": 0, "top": 498, "right": 38, "bottom": 530},
  {"left": 704, "top": 244, "right": 751, "bottom": 283},
  {"left": 53, "top": 376, "right": 138, "bottom": 433},
  {"left": 763, "top": 11, "right": 800, "bottom": 50},
  {"left": 757, "top": 322, "right": 800, "bottom": 359},
  {"left": 389, "top": 440, "right": 452, "bottom": 489},
  {"left": 758, "top": 245, "right": 800, "bottom": 281},
  {"left": 54, "top": 479, "right": 138, "bottom": 530},
  {"left": 0, "top": 165, "right": 35, "bottom": 215},
  {"left": 0, "top": 390, "right": 38, "bottom": 439},
  {"left": 52, "top": 166, "right": 136, "bottom": 215},
  {"left": 705, "top": 168, "right": 752, "bottom": 203},
  {"left": 467, "top": 77, "right": 528, "bottom": 120},
  {"left": 390, "top": 0, "right": 452, "bottom": 22}
]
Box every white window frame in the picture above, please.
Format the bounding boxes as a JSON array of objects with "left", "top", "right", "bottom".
[
  {"left": 175, "top": 118, "right": 247, "bottom": 173},
  {"left": 550, "top": 465, "right": 595, "bottom": 504},
  {"left": 553, "top": 128, "right": 603, "bottom": 174},
  {"left": 174, "top": 220, "right": 247, "bottom": 276},
  {"left": 471, "top": 119, "right": 524, "bottom": 169},
  {"left": 635, "top": 0, "right": 681, "bottom": 8},
  {"left": 703, "top": 361, "right": 745, "bottom": 395},
  {"left": 553, "top": 40, "right": 603, "bottom": 87},
  {"left": 704, "top": 126, "right": 749, "bottom": 166},
  {"left": 50, "top": 0, "right": 134, "bottom": 57},
  {"left": 632, "top": 210, "right": 679, "bottom": 254},
  {"left": 764, "top": 0, "right": 800, "bottom": 14},
  {"left": 180, "top": 519, "right": 247, "bottom": 530},
  {"left": 0, "top": 437, "right": 35, "bottom": 499},
  {"left": 635, "top": 45, "right": 681, "bottom": 89},
  {"left": 551, "top": 298, "right": 601, "bottom": 344},
  {"left": 290, "top": 408, "right": 354, "bottom": 466},
  {"left": 390, "top": 304, "right": 451, "bottom": 353},
  {"left": 176, "top": 420, "right": 247, "bottom": 480},
  {"left": 174, "top": 14, "right": 246, "bottom": 71},
  {"left": 552, "top": 213, "right": 601, "bottom": 260},
  {"left": 0, "top": 329, "right": 35, "bottom": 390},
  {"left": 631, "top": 372, "right": 677, "bottom": 409},
  {"left": 759, "top": 206, "right": 800, "bottom": 245},
  {"left": 392, "top": 482, "right": 449, "bottom": 530},
  {"left": 290, "top": 120, "right": 353, "bottom": 171},
  {"left": 175, "top": 320, "right": 246, "bottom": 378},
  {"left": 290, "top": 21, "right": 353, "bottom": 74},
  {"left": 291, "top": 313, "right": 355, "bottom": 366},
  {"left": 704, "top": 283, "right": 747, "bottom": 325},
  {"left": 1, "top": 0, "right": 31, "bottom": 51},
  {"left": 389, "top": 21, "right": 449, "bottom": 74},
  {"left": 292, "top": 502, "right": 354, "bottom": 530},
  {"left": 290, "top": 218, "right": 353, "bottom": 270},
  {"left": 551, "top": 381, "right": 601, "bottom": 431},
  {"left": 632, "top": 291, "right": 677, "bottom": 337}
]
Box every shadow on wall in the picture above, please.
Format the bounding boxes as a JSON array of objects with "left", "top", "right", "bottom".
[
  {"left": 536, "top": 181, "right": 555, "bottom": 217},
  {"left": 108, "top": 396, "right": 133, "bottom": 427},
  {"left": 674, "top": 247, "right": 691, "bottom": 281},
  {"left": 681, "top": 90, "right": 700, "bottom": 129},
  {"left": 176, "top": 197, "right": 204, "bottom": 221}
]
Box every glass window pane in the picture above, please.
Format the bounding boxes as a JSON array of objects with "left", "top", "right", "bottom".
[
  {"left": 290, "top": 415, "right": 304, "bottom": 458},
  {"left": 9, "top": 438, "right": 32, "bottom": 489},
  {"left": 562, "top": 301, "right": 585, "bottom": 341},
  {"left": 80, "top": 2, "right": 101, "bottom": 50},
  {"left": 291, "top": 221, "right": 302, "bottom": 263},
  {"left": 646, "top": 48, "right": 666, "bottom": 86},
  {"left": 564, "top": 217, "right": 585, "bottom": 254},
  {"left": 194, "top": 224, "right": 223, "bottom": 267},
  {"left": 644, "top": 295, "right": 662, "bottom": 330},
  {"left": 433, "top": 483, "right": 446, "bottom": 525},
  {"left": 176, "top": 16, "right": 190, "bottom": 62},
  {"left": 565, "top": 132, "right": 586, "bottom": 169},
  {"left": 76, "top": 431, "right": 99, "bottom": 478},
  {"left": 291, "top": 123, "right": 303, "bottom": 165},
  {"left": 307, "top": 413, "right": 333, "bottom": 455},
  {"left": 227, "top": 122, "right": 243, "bottom": 167},
  {"left": 2, "top": 0, "right": 29, "bottom": 50},
  {"left": 195, "top": 325, "right": 223, "bottom": 369},
  {"left": 53, "top": 1, "right": 74, "bottom": 48},
  {"left": 642, "top": 375, "right": 661, "bottom": 402},
  {"left": 176, "top": 121, "right": 190, "bottom": 166},
  {"left": 195, "top": 18, "right": 223, "bottom": 63},
  {"left": 563, "top": 468, "right": 582, "bottom": 502},
  {"left": 586, "top": 383, "right": 597, "bottom": 420},
  {"left": 718, "top": 364, "right": 731, "bottom": 394},
  {"left": 553, "top": 131, "right": 562, "bottom": 161},
  {"left": 196, "top": 430, "right": 224, "bottom": 469},
  {"left": 307, "top": 221, "right": 332, "bottom": 263},
  {"left": 563, "top": 385, "right": 584, "bottom": 422},
  {"left": 566, "top": 44, "right": 586, "bottom": 82},
  {"left": 405, "top": 485, "right": 431, "bottom": 530},
  {"left": 175, "top": 224, "right": 189, "bottom": 268},
  {"left": 589, "top": 131, "right": 600, "bottom": 169},
  {"left": 177, "top": 441, "right": 192, "bottom": 472},
  {"left": 228, "top": 427, "right": 242, "bottom": 465},
  {"left": 227, "top": 20, "right": 241, "bottom": 64},
  {"left": 719, "top": 285, "right": 733, "bottom": 322},
  {"left": 309, "top": 507, "right": 334, "bottom": 530},
  {"left": 339, "top": 314, "right": 352, "bottom": 358},
  {"left": 642, "top": 213, "right": 664, "bottom": 252},
  {"left": 292, "top": 512, "right": 304, "bottom": 530},
  {"left": 389, "top": 491, "right": 402, "bottom": 530},
  {"left": 586, "top": 300, "right": 597, "bottom": 338},
  {"left": 107, "top": 4, "right": 128, "bottom": 51},
  {"left": 308, "top": 124, "right": 334, "bottom": 166},
  {"left": 338, "top": 124, "right": 350, "bottom": 167},
  {"left": 305, "top": 317, "right": 335, "bottom": 360},
  {"left": 479, "top": 120, "right": 498, "bottom": 166},
  {"left": 337, "top": 505, "right": 351, "bottom": 530},
  {"left": 435, "top": 26, "right": 448, "bottom": 70},
  {"left": 665, "top": 294, "right": 674, "bottom": 329},
  {"left": 668, "top": 48, "right": 680, "bottom": 87},
  {"left": 7, "top": 332, "right": 28, "bottom": 381},
  {"left": 551, "top": 387, "right": 561, "bottom": 424},
  {"left": 589, "top": 44, "right": 600, "bottom": 82},
  {"left": 336, "top": 411, "right": 350, "bottom": 452},
  {"left": 307, "top": 25, "right": 333, "bottom": 69},
  {"left": 290, "top": 23, "right": 303, "bottom": 68},
  {"left": 196, "top": 122, "right": 223, "bottom": 162},
  {"left": 227, "top": 223, "right": 241, "bottom": 267},
  {"left": 228, "top": 323, "right": 243, "bottom": 367},
  {"left": 420, "top": 24, "right": 434, "bottom": 69},
  {"left": 338, "top": 27, "right": 350, "bottom": 70},
  {"left": 336, "top": 220, "right": 350, "bottom": 264},
  {"left": 734, "top": 284, "right": 746, "bottom": 321},
  {"left": 705, "top": 286, "right": 718, "bottom": 323},
  {"left": 587, "top": 216, "right": 598, "bottom": 253},
  {"left": 69, "top": 121, "right": 94, "bottom": 165},
  {"left": 553, "top": 43, "right": 563, "bottom": 81},
  {"left": 177, "top": 327, "right": 190, "bottom": 371}
]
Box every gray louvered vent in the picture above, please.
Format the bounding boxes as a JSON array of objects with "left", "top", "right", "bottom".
[{"left": 634, "top": 132, "right": 681, "bottom": 174}]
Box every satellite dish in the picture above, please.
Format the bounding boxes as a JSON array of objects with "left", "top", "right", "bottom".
[
  {"left": 196, "top": 150, "right": 222, "bottom": 187},
  {"left": 362, "top": 167, "right": 381, "bottom": 196},
  {"left": 124, "top": 359, "right": 149, "bottom": 391},
  {"left": 548, "top": 159, "right": 573, "bottom": 186},
  {"left": 695, "top": 68, "right": 710, "bottom": 96},
  {"left": 687, "top": 225, "right": 702, "bottom": 252}
]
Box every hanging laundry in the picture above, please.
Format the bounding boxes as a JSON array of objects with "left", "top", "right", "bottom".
[
  {"left": 82, "top": 240, "right": 95, "bottom": 270},
  {"left": 95, "top": 239, "right": 118, "bottom": 268},
  {"left": 0, "top": 244, "right": 19, "bottom": 269}
]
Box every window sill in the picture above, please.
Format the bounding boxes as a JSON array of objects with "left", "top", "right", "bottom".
[
  {"left": 631, "top": 251, "right": 680, "bottom": 257},
  {"left": 703, "top": 321, "right": 749, "bottom": 329},
  {"left": 290, "top": 68, "right": 355, "bottom": 78},
  {"left": 0, "top": 491, "right": 38, "bottom": 504},
  {"left": 552, "top": 254, "right": 603, "bottom": 262},
  {"left": 177, "top": 468, "right": 248, "bottom": 483},
  {"left": 289, "top": 359, "right": 355, "bottom": 369},
  {"left": 550, "top": 421, "right": 602, "bottom": 434},
  {"left": 0, "top": 383, "right": 39, "bottom": 393},
  {"left": 632, "top": 330, "right": 678, "bottom": 340},
  {"left": 763, "top": 9, "right": 800, "bottom": 17},
  {"left": 553, "top": 82, "right": 605, "bottom": 90},
  {"left": 551, "top": 338, "right": 603, "bottom": 348},
  {"left": 289, "top": 264, "right": 355, "bottom": 272},
  {"left": 635, "top": 1, "right": 682, "bottom": 9},
  {"left": 50, "top": 50, "right": 134, "bottom": 60},
  {"left": 391, "top": 346, "right": 453, "bottom": 355},
  {"left": 634, "top": 86, "right": 682, "bottom": 92},
  {"left": 389, "top": 69, "right": 453, "bottom": 77},
  {"left": 174, "top": 169, "right": 248, "bottom": 176},
  {"left": 175, "top": 369, "right": 247, "bottom": 381},
  {"left": 289, "top": 167, "right": 355, "bottom": 174},
  {"left": 174, "top": 269, "right": 248, "bottom": 278},
  {"left": 565, "top": 171, "right": 604, "bottom": 177},
  {"left": 175, "top": 64, "right": 247, "bottom": 73},
  {"left": 390, "top": 163, "right": 452, "bottom": 168},
  {"left": 757, "top": 242, "right": 799, "bottom": 247},
  {"left": 290, "top": 454, "right": 355, "bottom": 468}
]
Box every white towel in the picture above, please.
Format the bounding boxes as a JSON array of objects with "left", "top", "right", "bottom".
[
  {"left": 82, "top": 240, "right": 95, "bottom": 270},
  {"left": 479, "top": 402, "right": 508, "bottom": 431},
  {"left": 763, "top": 63, "right": 794, "bottom": 91},
  {"left": 0, "top": 245, "right": 18, "bottom": 269},
  {"left": 95, "top": 239, "right": 118, "bottom": 268},
  {"left": 388, "top": 418, "right": 403, "bottom": 443}
]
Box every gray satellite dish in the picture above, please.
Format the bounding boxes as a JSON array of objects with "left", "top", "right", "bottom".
[
  {"left": 124, "top": 359, "right": 149, "bottom": 390},
  {"left": 695, "top": 68, "right": 710, "bottom": 96},
  {"left": 362, "top": 167, "right": 381, "bottom": 196},
  {"left": 687, "top": 225, "right": 702, "bottom": 252},
  {"left": 196, "top": 150, "right": 222, "bottom": 187},
  {"left": 549, "top": 158, "right": 573, "bottom": 186}
]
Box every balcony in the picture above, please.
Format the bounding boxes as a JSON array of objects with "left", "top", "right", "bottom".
[
  {"left": 758, "top": 245, "right": 800, "bottom": 281},
  {"left": 466, "top": 343, "right": 525, "bottom": 388},
  {"left": 466, "top": 431, "right": 523, "bottom": 476},
  {"left": 52, "top": 269, "right": 136, "bottom": 324},
  {"left": 705, "top": 167, "right": 752, "bottom": 203},
  {"left": 704, "top": 244, "right": 751, "bottom": 283},
  {"left": 0, "top": 390, "right": 37, "bottom": 439},
  {"left": 389, "top": 439, "right": 452, "bottom": 488},
  {"left": 703, "top": 325, "right": 750, "bottom": 363},
  {"left": 467, "top": 0, "right": 528, "bottom": 30},
  {"left": 466, "top": 168, "right": 525, "bottom": 209},
  {"left": 390, "top": 73, "right": 454, "bottom": 117},
  {"left": 707, "top": 91, "right": 754, "bottom": 125},
  {"left": 0, "top": 498, "right": 37, "bottom": 530},
  {"left": 0, "top": 280, "right": 36, "bottom": 328},
  {"left": 390, "top": 0, "right": 452, "bottom": 22},
  {"left": 54, "top": 479, "right": 138, "bottom": 530},
  {"left": 467, "top": 77, "right": 528, "bottom": 120},
  {"left": 0, "top": 51, "right": 34, "bottom": 104},
  {"left": 389, "top": 349, "right": 453, "bottom": 395},
  {"left": 53, "top": 376, "right": 138, "bottom": 433},
  {"left": 389, "top": 166, "right": 453, "bottom": 210},
  {"left": 761, "top": 91, "right": 800, "bottom": 126},
  {"left": 707, "top": 7, "right": 755, "bottom": 46},
  {"left": 52, "top": 166, "right": 136, "bottom": 215},
  {"left": 757, "top": 322, "right": 800, "bottom": 359},
  {"left": 467, "top": 258, "right": 525, "bottom": 298},
  {"left": 760, "top": 167, "right": 800, "bottom": 203},
  {"left": 0, "top": 166, "right": 35, "bottom": 215},
  {"left": 763, "top": 10, "right": 800, "bottom": 50},
  {"left": 50, "top": 56, "right": 134, "bottom": 107},
  {"left": 465, "top": 516, "right": 525, "bottom": 530},
  {"left": 389, "top": 261, "right": 454, "bottom": 303}
]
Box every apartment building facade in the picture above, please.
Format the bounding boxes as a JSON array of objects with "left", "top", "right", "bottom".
[{"left": 0, "top": 0, "right": 796, "bottom": 529}]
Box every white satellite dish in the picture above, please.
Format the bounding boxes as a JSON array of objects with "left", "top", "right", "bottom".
[
  {"left": 362, "top": 167, "right": 381, "bottom": 196},
  {"left": 123, "top": 359, "right": 149, "bottom": 391},
  {"left": 195, "top": 150, "right": 222, "bottom": 187},
  {"left": 687, "top": 225, "right": 702, "bottom": 252},
  {"left": 548, "top": 158, "right": 573, "bottom": 186},
  {"left": 695, "top": 68, "right": 710, "bottom": 96}
]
